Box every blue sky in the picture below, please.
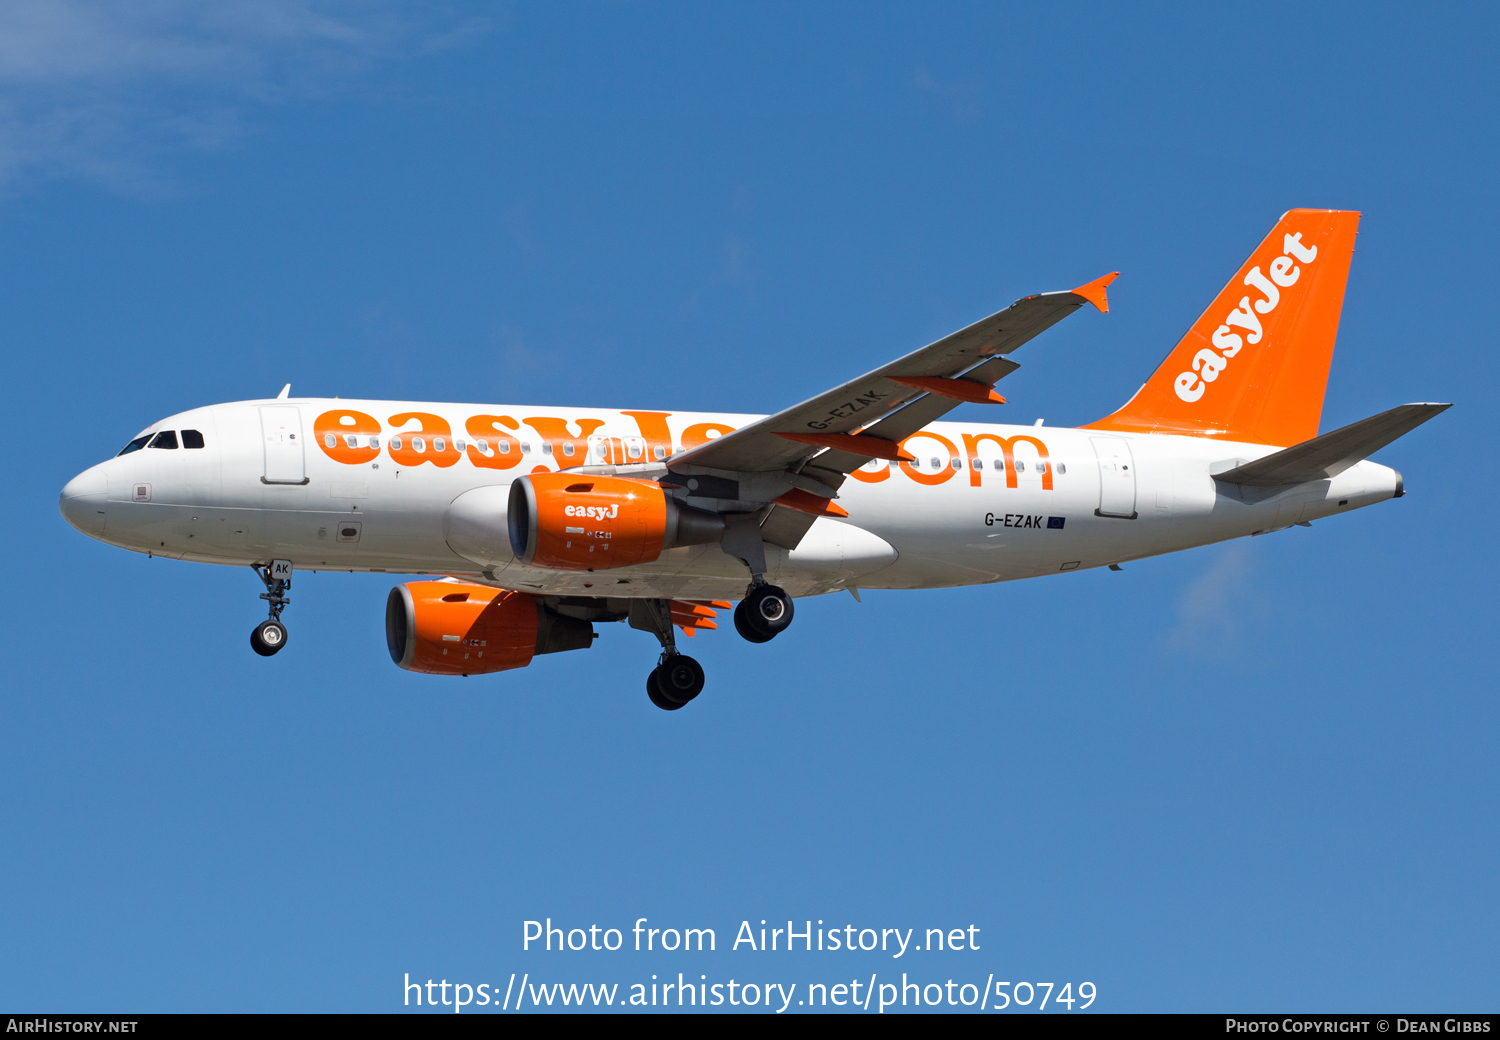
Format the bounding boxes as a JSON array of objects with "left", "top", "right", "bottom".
[{"left": 3, "top": 1, "right": 1497, "bottom": 1013}]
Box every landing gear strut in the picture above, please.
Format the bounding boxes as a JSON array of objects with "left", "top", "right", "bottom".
[
  {"left": 629, "top": 599, "right": 705, "bottom": 711},
  {"left": 734, "top": 583, "right": 794, "bottom": 643},
  {"left": 250, "top": 562, "right": 291, "bottom": 657}
]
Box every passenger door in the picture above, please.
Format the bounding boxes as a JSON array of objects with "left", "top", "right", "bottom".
[
  {"left": 1091, "top": 436, "right": 1137, "bottom": 518},
  {"left": 259, "top": 406, "right": 307, "bottom": 484}
]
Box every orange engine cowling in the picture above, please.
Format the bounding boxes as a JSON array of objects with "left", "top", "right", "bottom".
[
  {"left": 508, "top": 472, "right": 723, "bottom": 571},
  {"left": 385, "top": 581, "right": 594, "bottom": 675}
]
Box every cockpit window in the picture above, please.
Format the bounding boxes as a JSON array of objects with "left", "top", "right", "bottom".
[
  {"left": 117, "top": 435, "right": 151, "bottom": 456},
  {"left": 149, "top": 431, "right": 179, "bottom": 449},
  {"left": 182, "top": 429, "right": 205, "bottom": 449}
]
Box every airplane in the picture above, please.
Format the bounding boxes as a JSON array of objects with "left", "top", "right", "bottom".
[{"left": 59, "top": 209, "right": 1448, "bottom": 711}]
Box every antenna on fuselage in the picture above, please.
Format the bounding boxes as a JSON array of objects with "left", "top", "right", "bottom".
[{"left": 276, "top": 384, "right": 291, "bottom": 400}]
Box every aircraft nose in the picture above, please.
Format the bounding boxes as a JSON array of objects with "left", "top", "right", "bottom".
[{"left": 59, "top": 465, "right": 109, "bottom": 537}]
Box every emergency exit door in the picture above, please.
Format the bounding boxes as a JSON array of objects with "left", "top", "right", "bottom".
[
  {"left": 1091, "top": 436, "right": 1137, "bottom": 519},
  {"left": 260, "top": 406, "right": 308, "bottom": 484}
]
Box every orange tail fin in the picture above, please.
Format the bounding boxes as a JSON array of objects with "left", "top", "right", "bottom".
[{"left": 1085, "top": 209, "right": 1360, "bottom": 446}]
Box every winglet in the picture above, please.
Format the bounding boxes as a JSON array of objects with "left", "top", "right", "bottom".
[
  {"left": 1071, "top": 271, "right": 1119, "bottom": 313},
  {"left": 276, "top": 383, "right": 291, "bottom": 400}
]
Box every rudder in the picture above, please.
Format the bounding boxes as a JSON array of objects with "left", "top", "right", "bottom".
[{"left": 1085, "top": 209, "right": 1360, "bottom": 446}]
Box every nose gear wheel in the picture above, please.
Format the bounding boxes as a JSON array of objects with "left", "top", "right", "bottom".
[{"left": 251, "top": 619, "right": 288, "bottom": 656}]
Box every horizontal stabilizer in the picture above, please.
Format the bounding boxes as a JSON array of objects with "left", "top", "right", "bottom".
[{"left": 1212, "top": 403, "right": 1451, "bottom": 487}]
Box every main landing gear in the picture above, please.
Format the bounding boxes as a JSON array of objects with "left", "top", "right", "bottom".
[
  {"left": 629, "top": 599, "right": 706, "bottom": 711},
  {"left": 250, "top": 562, "right": 291, "bottom": 657},
  {"left": 733, "top": 583, "right": 794, "bottom": 643},
  {"left": 647, "top": 654, "right": 706, "bottom": 711},
  {"left": 627, "top": 583, "right": 794, "bottom": 712}
]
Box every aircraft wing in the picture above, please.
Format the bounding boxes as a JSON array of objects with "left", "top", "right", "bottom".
[
  {"left": 669, "top": 273, "right": 1117, "bottom": 482},
  {"left": 660, "top": 273, "right": 1116, "bottom": 551},
  {"left": 669, "top": 270, "right": 1116, "bottom": 477}
]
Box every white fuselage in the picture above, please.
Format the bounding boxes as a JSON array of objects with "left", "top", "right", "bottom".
[{"left": 59, "top": 398, "right": 1402, "bottom": 600}]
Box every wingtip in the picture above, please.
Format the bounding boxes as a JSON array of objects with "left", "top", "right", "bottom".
[{"left": 1071, "top": 271, "right": 1120, "bottom": 313}]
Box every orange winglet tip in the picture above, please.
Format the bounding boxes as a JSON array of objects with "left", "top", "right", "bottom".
[
  {"left": 776, "top": 431, "right": 915, "bottom": 462},
  {"left": 1071, "top": 271, "right": 1119, "bottom": 313},
  {"left": 773, "top": 488, "right": 850, "bottom": 518},
  {"left": 889, "top": 376, "right": 1006, "bottom": 404}
]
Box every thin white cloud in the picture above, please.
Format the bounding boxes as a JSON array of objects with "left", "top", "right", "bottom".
[
  {"left": 913, "top": 69, "right": 984, "bottom": 122},
  {"left": 1163, "top": 542, "right": 1256, "bottom": 657},
  {"left": 0, "top": 1, "right": 487, "bottom": 194}
]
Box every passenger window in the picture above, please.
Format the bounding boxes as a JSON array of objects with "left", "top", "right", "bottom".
[
  {"left": 970, "top": 458, "right": 981, "bottom": 469},
  {"left": 434, "top": 437, "right": 447, "bottom": 453},
  {"left": 149, "top": 431, "right": 179, "bottom": 449},
  {"left": 930, "top": 458, "right": 939, "bottom": 469},
  {"left": 1057, "top": 463, "right": 1066, "bottom": 475},
  {"left": 562, "top": 443, "right": 575, "bottom": 456},
  {"left": 117, "top": 435, "right": 151, "bottom": 456},
  {"left": 497, "top": 440, "right": 510, "bottom": 454},
  {"left": 368, "top": 436, "right": 380, "bottom": 449},
  {"left": 1015, "top": 460, "right": 1025, "bottom": 472},
  {"left": 654, "top": 446, "right": 666, "bottom": 460},
  {"left": 1037, "top": 462, "right": 1047, "bottom": 473},
  {"left": 520, "top": 442, "right": 532, "bottom": 453},
  {"left": 543, "top": 443, "right": 553, "bottom": 455},
  {"left": 182, "top": 429, "right": 205, "bottom": 449},
  {"left": 951, "top": 458, "right": 961, "bottom": 470}
]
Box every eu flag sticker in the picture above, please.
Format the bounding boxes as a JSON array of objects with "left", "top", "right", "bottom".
[{"left": 1047, "top": 516, "right": 1065, "bottom": 529}]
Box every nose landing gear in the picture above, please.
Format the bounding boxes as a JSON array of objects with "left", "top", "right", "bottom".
[{"left": 250, "top": 561, "right": 292, "bottom": 657}]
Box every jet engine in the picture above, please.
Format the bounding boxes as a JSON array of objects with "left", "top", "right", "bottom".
[
  {"left": 507, "top": 473, "right": 723, "bottom": 571},
  {"left": 385, "top": 581, "right": 593, "bottom": 675}
]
